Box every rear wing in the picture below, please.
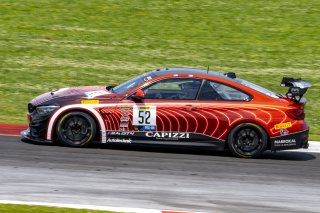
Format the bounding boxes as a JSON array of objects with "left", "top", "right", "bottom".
[{"left": 280, "top": 77, "right": 311, "bottom": 102}]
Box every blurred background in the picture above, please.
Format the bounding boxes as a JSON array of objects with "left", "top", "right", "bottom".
[{"left": 0, "top": 0, "right": 319, "bottom": 139}]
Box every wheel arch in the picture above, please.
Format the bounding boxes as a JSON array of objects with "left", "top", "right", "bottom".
[
  {"left": 224, "top": 121, "right": 271, "bottom": 150},
  {"left": 46, "top": 105, "right": 106, "bottom": 143}
]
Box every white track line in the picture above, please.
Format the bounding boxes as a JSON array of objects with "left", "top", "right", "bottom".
[
  {"left": 284, "top": 141, "right": 320, "bottom": 153},
  {"left": 0, "top": 200, "right": 163, "bottom": 213}
]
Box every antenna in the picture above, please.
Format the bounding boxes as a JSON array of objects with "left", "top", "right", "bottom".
[{"left": 207, "top": 65, "right": 209, "bottom": 74}]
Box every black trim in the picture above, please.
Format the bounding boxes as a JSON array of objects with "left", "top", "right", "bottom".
[
  {"left": 21, "top": 129, "right": 52, "bottom": 143},
  {"left": 271, "top": 130, "right": 309, "bottom": 151},
  {"left": 106, "top": 131, "right": 225, "bottom": 150}
]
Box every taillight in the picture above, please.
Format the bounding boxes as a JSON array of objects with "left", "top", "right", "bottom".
[{"left": 286, "top": 109, "right": 305, "bottom": 120}]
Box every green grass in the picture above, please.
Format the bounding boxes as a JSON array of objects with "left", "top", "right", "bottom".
[
  {"left": 0, "top": 204, "right": 120, "bottom": 213},
  {"left": 0, "top": 0, "right": 319, "bottom": 140}
]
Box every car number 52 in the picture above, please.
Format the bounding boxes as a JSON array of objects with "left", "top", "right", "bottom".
[
  {"left": 138, "top": 110, "right": 151, "bottom": 124},
  {"left": 133, "top": 105, "right": 156, "bottom": 126}
]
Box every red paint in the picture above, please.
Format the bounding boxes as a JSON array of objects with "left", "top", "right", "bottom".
[
  {"left": 0, "top": 123, "right": 28, "bottom": 136},
  {"left": 98, "top": 101, "right": 301, "bottom": 140}
]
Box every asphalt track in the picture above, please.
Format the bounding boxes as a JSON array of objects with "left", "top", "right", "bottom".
[{"left": 1, "top": 136, "right": 320, "bottom": 213}]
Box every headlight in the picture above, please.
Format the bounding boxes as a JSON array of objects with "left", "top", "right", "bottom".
[{"left": 36, "top": 106, "right": 60, "bottom": 115}]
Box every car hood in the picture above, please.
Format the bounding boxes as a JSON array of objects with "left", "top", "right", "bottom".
[{"left": 30, "top": 86, "right": 121, "bottom": 107}]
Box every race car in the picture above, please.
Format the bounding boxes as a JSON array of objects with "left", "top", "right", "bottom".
[{"left": 22, "top": 68, "right": 311, "bottom": 158}]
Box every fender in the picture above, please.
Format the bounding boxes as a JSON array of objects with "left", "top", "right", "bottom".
[{"left": 46, "top": 104, "right": 107, "bottom": 143}]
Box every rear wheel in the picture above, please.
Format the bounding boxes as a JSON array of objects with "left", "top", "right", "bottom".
[
  {"left": 227, "top": 123, "right": 268, "bottom": 158},
  {"left": 56, "top": 111, "right": 96, "bottom": 147}
]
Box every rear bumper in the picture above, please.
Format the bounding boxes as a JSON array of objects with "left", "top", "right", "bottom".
[{"left": 271, "top": 130, "right": 309, "bottom": 151}]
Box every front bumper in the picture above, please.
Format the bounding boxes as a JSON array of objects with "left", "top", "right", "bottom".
[
  {"left": 21, "top": 129, "right": 52, "bottom": 143},
  {"left": 21, "top": 112, "right": 53, "bottom": 143},
  {"left": 271, "top": 130, "right": 309, "bottom": 151}
]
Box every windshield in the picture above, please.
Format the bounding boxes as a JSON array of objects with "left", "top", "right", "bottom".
[
  {"left": 111, "top": 72, "right": 156, "bottom": 94},
  {"left": 236, "top": 79, "right": 280, "bottom": 99}
]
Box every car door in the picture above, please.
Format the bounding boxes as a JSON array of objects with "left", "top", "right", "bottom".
[{"left": 118, "top": 77, "right": 210, "bottom": 145}]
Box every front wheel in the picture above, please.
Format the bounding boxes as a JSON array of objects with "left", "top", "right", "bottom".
[
  {"left": 56, "top": 111, "right": 96, "bottom": 147},
  {"left": 227, "top": 123, "right": 268, "bottom": 158}
]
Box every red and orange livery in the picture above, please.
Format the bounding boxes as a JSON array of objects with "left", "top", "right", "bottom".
[{"left": 22, "top": 68, "right": 311, "bottom": 158}]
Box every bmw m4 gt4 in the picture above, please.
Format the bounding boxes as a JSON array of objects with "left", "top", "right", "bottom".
[{"left": 22, "top": 68, "right": 311, "bottom": 158}]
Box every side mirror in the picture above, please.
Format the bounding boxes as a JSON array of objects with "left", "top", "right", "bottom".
[{"left": 131, "top": 90, "right": 145, "bottom": 101}]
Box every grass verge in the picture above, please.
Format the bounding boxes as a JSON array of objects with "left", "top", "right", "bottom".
[
  {"left": 0, "top": 204, "right": 121, "bottom": 213},
  {"left": 0, "top": 0, "right": 319, "bottom": 140}
]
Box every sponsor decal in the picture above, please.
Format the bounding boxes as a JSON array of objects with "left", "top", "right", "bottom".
[
  {"left": 133, "top": 125, "right": 156, "bottom": 131},
  {"left": 107, "top": 138, "right": 132, "bottom": 143},
  {"left": 274, "top": 139, "right": 296, "bottom": 147},
  {"left": 81, "top": 100, "right": 99, "bottom": 104},
  {"left": 85, "top": 91, "right": 109, "bottom": 98},
  {"left": 138, "top": 106, "right": 150, "bottom": 110},
  {"left": 120, "top": 116, "right": 129, "bottom": 122},
  {"left": 133, "top": 105, "right": 157, "bottom": 126},
  {"left": 120, "top": 122, "right": 129, "bottom": 128},
  {"left": 280, "top": 128, "right": 289, "bottom": 136},
  {"left": 108, "top": 131, "right": 134, "bottom": 136},
  {"left": 119, "top": 105, "right": 132, "bottom": 131},
  {"left": 146, "top": 132, "right": 190, "bottom": 140},
  {"left": 120, "top": 105, "right": 131, "bottom": 110},
  {"left": 274, "top": 122, "right": 292, "bottom": 130}
]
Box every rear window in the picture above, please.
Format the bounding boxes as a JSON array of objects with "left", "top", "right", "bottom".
[
  {"left": 236, "top": 79, "right": 280, "bottom": 99},
  {"left": 198, "top": 81, "right": 250, "bottom": 101}
]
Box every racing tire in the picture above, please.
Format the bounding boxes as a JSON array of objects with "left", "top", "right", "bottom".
[
  {"left": 227, "top": 123, "right": 268, "bottom": 158},
  {"left": 56, "top": 111, "right": 96, "bottom": 147}
]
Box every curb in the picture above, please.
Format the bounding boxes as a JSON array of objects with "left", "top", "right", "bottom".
[
  {"left": 0, "top": 124, "right": 28, "bottom": 137},
  {"left": 0, "top": 200, "right": 197, "bottom": 213}
]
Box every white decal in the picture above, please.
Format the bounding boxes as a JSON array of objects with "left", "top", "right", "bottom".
[
  {"left": 107, "top": 138, "right": 132, "bottom": 143},
  {"left": 85, "top": 91, "right": 109, "bottom": 98},
  {"left": 146, "top": 132, "right": 190, "bottom": 139},
  {"left": 274, "top": 139, "right": 296, "bottom": 147},
  {"left": 108, "top": 131, "right": 134, "bottom": 136},
  {"left": 132, "top": 105, "right": 156, "bottom": 126}
]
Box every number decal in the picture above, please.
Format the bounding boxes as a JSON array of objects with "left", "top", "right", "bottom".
[
  {"left": 145, "top": 111, "right": 150, "bottom": 124},
  {"left": 138, "top": 111, "right": 144, "bottom": 124},
  {"left": 138, "top": 110, "right": 151, "bottom": 124},
  {"left": 133, "top": 105, "right": 156, "bottom": 126}
]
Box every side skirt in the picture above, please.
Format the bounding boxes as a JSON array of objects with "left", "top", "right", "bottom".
[{"left": 105, "top": 131, "right": 226, "bottom": 151}]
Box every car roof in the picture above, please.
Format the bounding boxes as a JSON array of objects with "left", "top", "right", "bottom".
[{"left": 149, "top": 67, "right": 237, "bottom": 82}]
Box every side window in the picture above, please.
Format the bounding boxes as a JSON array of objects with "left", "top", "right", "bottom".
[
  {"left": 142, "top": 78, "right": 202, "bottom": 100},
  {"left": 198, "top": 81, "right": 250, "bottom": 101}
]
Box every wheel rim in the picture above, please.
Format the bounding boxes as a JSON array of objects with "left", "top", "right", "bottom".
[
  {"left": 61, "top": 115, "right": 92, "bottom": 145},
  {"left": 234, "top": 128, "right": 262, "bottom": 155}
]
